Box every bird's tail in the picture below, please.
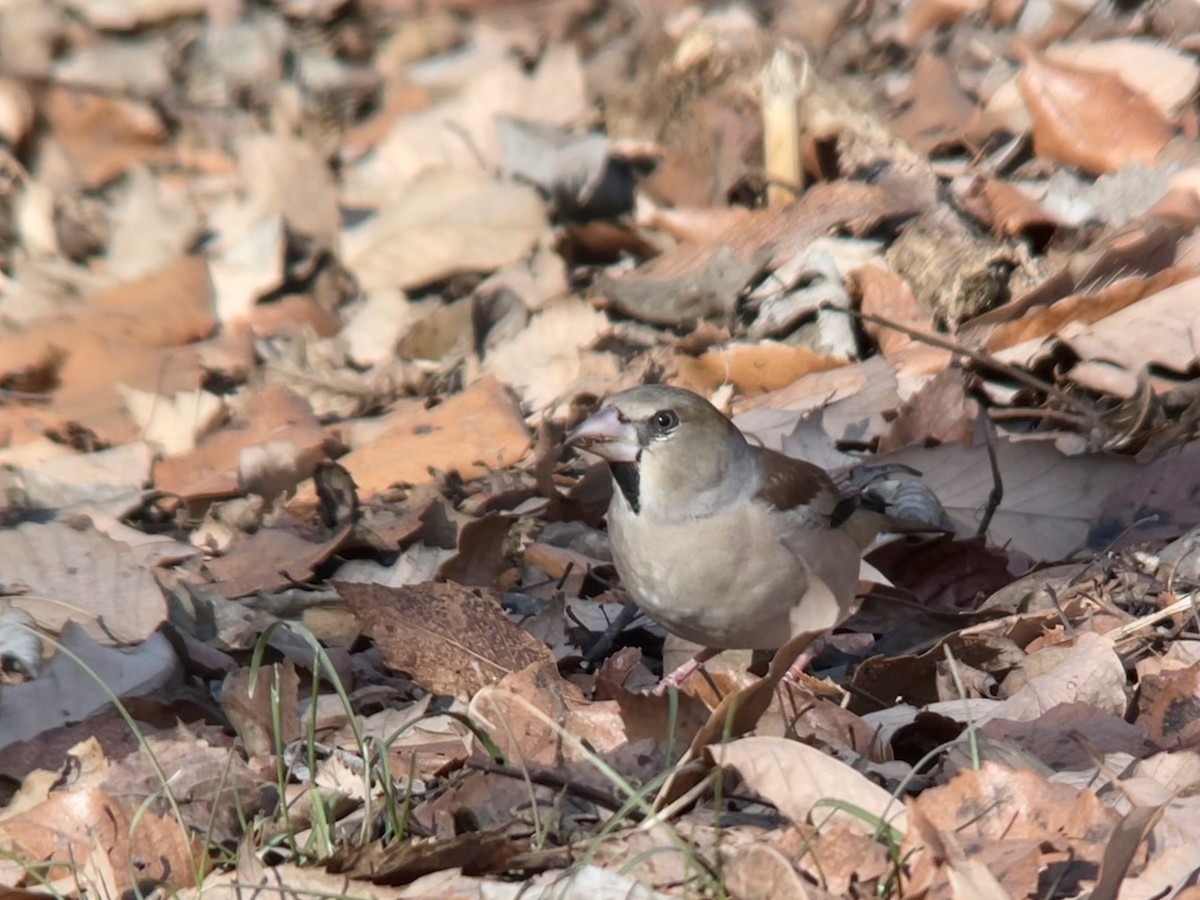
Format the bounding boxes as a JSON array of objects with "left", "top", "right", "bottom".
[{"left": 832, "top": 466, "right": 954, "bottom": 552}]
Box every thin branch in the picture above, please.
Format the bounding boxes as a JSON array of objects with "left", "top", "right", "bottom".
[
  {"left": 986, "top": 407, "right": 1090, "bottom": 428},
  {"left": 977, "top": 412, "right": 1003, "bottom": 538},
  {"left": 582, "top": 598, "right": 641, "bottom": 666},
  {"left": 464, "top": 758, "right": 631, "bottom": 815},
  {"left": 830, "top": 306, "right": 1100, "bottom": 424}
]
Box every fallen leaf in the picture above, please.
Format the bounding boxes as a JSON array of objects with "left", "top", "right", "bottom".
[
  {"left": 0, "top": 622, "right": 179, "bottom": 752},
  {"left": 237, "top": 134, "right": 340, "bottom": 247},
  {"left": 0, "top": 521, "right": 169, "bottom": 643},
  {"left": 0, "top": 785, "right": 200, "bottom": 893},
  {"left": 1139, "top": 662, "right": 1200, "bottom": 750},
  {"left": 219, "top": 662, "right": 301, "bottom": 758},
  {"left": 343, "top": 170, "right": 547, "bottom": 292},
  {"left": 484, "top": 298, "right": 611, "bottom": 415},
  {"left": 674, "top": 342, "right": 848, "bottom": 396},
  {"left": 879, "top": 437, "right": 1137, "bottom": 561},
  {"left": 982, "top": 267, "right": 1194, "bottom": 353},
  {"left": 205, "top": 518, "right": 352, "bottom": 599},
  {"left": 40, "top": 87, "right": 170, "bottom": 187},
  {"left": 891, "top": 53, "right": 977, "bottom": 154},
  {"left": 1048, "top": 37, "right": 1200, "bottom": 118},
  {"left": 903, "top": 0, "right": 987, "bottom": 41},
  {"left": 710, "top": 736, "right": 907, "bottom": 835},
  {"left": 902, "top": 763, "right": 1116, "bottom": 893},
  {"left": 1055, "top": 273, "right": 1200, "bottom": 373},
  {"left": 328, "top": 377, "right": 530, "bottom": 499},
  {"left": 154, "top": 384, "right": 332, "bottom": 501},
  {"left": 1019, "top": 52, "right": 1173, "bottom": 175},
  {"left": 337, "top": 581, "right": 555, "bottom": 697},
  {"left": 995, "top": 632, "right": 1127, "bottom": 720}
]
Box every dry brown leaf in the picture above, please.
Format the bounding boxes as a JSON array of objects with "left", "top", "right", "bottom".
[
  {"left": 54, "top": 338, "right": 206, "bottom": 446},
  {"left": 328, "top": 377, "right": 531, "bottom": 499},
  {"left": 0, "top": 786, "right": 201, "bottom": 893},
  {"left": 723, "top": 843, "right": 837, "bottom": 900},
  {"left": 40, "top": 87, "right": 171, "bottom": 188},
  {"left": 879, "top": 437, "right": 1136, "bottom": 561},
  {"left": 983, "top": 266, "right": 1194, "bottom": 352},
  {"left": 1139, "top": 662, "right": 1200, "bottom": 749},
  {"left": 154, "top": 384, "right": 332, "bottom": 501},
  {"left": 981, "top": 702, "right": 1150, "bottom": 769},
  {"left": 103, "top": 167, "right": 201, "bottom": 282},
  {"left": 1053, "top": 273, "right": 1200, "bottom": 373},
  {"left": 220, "top": 662, "right": 301, "bottom": 758},
  {"left": 61, "top": 0, "right": 205, "bottom": 29},
  {"left": 0, "top": 521, "right": 168, "bottom": 643},
  {"left": 674, "top": 342, "right": 848, "bottom": 396},
  {"left": 0, "top": 257, "right": 216, "bottom": 442},
  {"left": 0, "top": 623, "right": 179, "bottom": 753},
  {"left": 902, "top": 763, "right": 1116, "bottom": 894},
  {"left": 903, "top": 0, "right": 987, "bottom": 41},
  {"left": 207, "top": 216, "right": 285, "bottom": 326},
  {"left": 344, "top": 46, "right": 587, "bottom": 207},
  {"left": 879, "top": 369, "right": 975, "bottom": 452},
  {"left": 767, "top": 823, "right": 892, "bottom": 897},
  {"left": 0, "top": 77, "right": 33, "bottom": 145},
  {"left": 891, "top": 53, "right": 977, "bottom": 154},
  {"left": 436, "top": 514, "right": 516, "bottom": 588},
  {"left": 205, "top": 519, "right": 352, "bottom": 598},
  {"left": 854, "top": 265, "right": 953, "bottom": 378},
  {"left": 337, "top": 581, "right": 555, "bottom": 697},
  {"left": 468, "top": 661, "right": 631, "bottom": 771},
  {"left": 605, "top": 178, "right": 930, "bottom": 327},
  {"left": 1, "top": 441, "right": 152, "bottom": 512},
  {"left": 343, "top": 170, "right": 547, "bottom": 292},
  {"left": 1018, "top": 52, "right": 1173, "bottom": 175},
  {"left": 100, "top": 731, "right": 267, "bottom": 843},
  {"left": 1048, "top": 38, "right": 1200, "bottom": 118},
  {"left": 245, "top": 295, "right": 342, "bottom": 340},
  {"left": 237, "top": 134, "right": 340, "bottom": 247},
  {"left": 963, "top": 177, "right": 1062, "bottom": 239},
  {"left": 997, "top": 632, "right": 1127, "bottom": 720},
  {"left": 1088, "top": 440, "right": 1200, "bottom": 550},
  {"left": 119, "top": 386, "right": 225, "bottom": 458},
  {"left": 710, "top": 736, "right": 907, "bottom": 835},
  {"left": 484, "top": 298, "right": 611, "bottom": 415}
]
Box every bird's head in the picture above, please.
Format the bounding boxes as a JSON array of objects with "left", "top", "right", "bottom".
[{"left": 567, "top": 385, "right": 754, "bottom": 516}]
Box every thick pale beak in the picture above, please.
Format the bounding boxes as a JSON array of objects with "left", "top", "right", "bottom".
[{"left": 566, "top": 406, "right": 641, "bottom": 463}]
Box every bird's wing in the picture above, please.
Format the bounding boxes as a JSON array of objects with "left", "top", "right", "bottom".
[{"left": 753, "top": 446, "right": 842, "bottom": 522}]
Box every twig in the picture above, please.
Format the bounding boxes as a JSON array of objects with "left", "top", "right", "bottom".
[
  {"left": 464, "top": 758, "right": 630, "bottom": 814},
  {"left": 1104, "top": 592, "right": 1200, "bottom": 643},
  {"left": 582, "top": 599, "right": 641, "bottom": 666},
  {"left": 986, "top": 407, "right": 1090, "bottom": 428},
  {"left": 0, "top": 389, "right": 52, "bottom": 405},
  {"left": 977, "top": 412, "right": 1003, "bottom": 538},
  {"left": 830, "top": 306, "right": 1100, "bottom": 424}
]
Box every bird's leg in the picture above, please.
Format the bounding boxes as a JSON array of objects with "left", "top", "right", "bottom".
[
  {"left": 782, "top": 637, "right": 827, "bottom": 683},
  {"left": 651, "top": 647, "right": 720, "bottom": 696}
]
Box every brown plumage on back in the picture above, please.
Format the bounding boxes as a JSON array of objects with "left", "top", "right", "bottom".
[
  {"left": 754, "top": 446, "right": 840, "bottom": 516},
  {"left": 567, "top": 384, "right": 902, "bottom": 692}
]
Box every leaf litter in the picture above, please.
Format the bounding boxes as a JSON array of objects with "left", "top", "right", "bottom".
[{"left": 6, "top": 0, "right": 1200, "bottom": 898}]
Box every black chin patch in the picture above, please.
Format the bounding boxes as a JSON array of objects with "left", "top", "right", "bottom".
[{"left": 609, "top": 462, "right": 640, "bottom": 514}]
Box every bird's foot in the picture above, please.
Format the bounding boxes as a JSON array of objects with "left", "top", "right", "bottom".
[
  {"left": 781, "top": 638, "right": 826, "bottom": 684},
  {"left": 650, "top": 648, "right": 719, "bottom": 696}
]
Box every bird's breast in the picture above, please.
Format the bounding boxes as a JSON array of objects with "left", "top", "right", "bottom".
[{"left": 607, "top": 497, "right": 827, "bottom": 650}]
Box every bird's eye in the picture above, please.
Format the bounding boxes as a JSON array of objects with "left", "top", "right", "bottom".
[{"left": 650, "top": 409, "right": 679, "bottom": 434}]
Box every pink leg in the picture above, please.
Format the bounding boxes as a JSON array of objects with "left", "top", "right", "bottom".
[
  {"left": 650, "top": 647, "right": 720, "bottom": 696},
  {"left": 782, "top": 637, "right": 826, "bottom": 683}
]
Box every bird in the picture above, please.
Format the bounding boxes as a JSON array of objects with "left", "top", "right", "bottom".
[{"left": 566, "top": 383, "right": 907, "bottom": 692}]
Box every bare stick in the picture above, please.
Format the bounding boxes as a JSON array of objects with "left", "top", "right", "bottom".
[
  {"left": 977, "top": 412, "right": 1003, "bottom": 537},
  {"left": 829, "top": 306, "right": 1100, "bottom": 424}
]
